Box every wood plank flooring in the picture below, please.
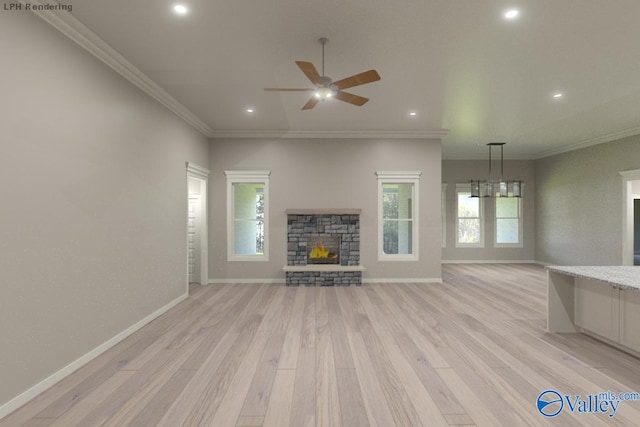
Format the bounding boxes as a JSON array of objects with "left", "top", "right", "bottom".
[{"left": 3, "top": 264, "right": 640, "bottom": 426}]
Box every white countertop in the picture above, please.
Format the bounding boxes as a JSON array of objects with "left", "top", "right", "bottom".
[{"left": 546, "top": 266, "right": 640, "bottom": 291}]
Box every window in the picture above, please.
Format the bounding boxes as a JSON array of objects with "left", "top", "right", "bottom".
[
  {"left": 456, "top": 184, "right": 484, "bottom": 247},
  {"left": 376, "top": 171, "right": 420, "bottom": 260},
  {"left": 225, "top": 170, "right": 270, "bottom": 261},
  {"left": 442, "top": 184, "right": 448, "bottom": 248},
  {"left": 495, "top": 191, "right": 523, "bottom": 247}
]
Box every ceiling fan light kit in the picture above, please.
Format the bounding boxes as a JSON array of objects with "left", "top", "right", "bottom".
[
  {"left": 314, "top": 86, "right": 336, "bottom": 99},
  {"left": 264, "top": 37, "right": 381, "bottom": 110}
]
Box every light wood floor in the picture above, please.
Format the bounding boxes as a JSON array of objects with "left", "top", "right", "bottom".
[{"left": 3, "top": 264, "right": 640, "bottom": 426}]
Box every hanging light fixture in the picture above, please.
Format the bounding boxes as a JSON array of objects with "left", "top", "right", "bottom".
[{"left": 470, "top": 143, "right": 522, "bottom": 198}]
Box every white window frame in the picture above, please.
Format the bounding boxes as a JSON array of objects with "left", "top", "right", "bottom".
[
  {"left": 494, "top": 187, "right": 524, "bottom": 248},
  {"left": 225, "top": 170, "right": 270, "bottom": 261},
  {"left": 455, "top": 183, "right": 484, "bottom": 248},
  {"left": 442, "top": 183, "right": 448, "bottom": 248},
  {"left": 376, "top": 171, "right": 421, "bottom": 261}
]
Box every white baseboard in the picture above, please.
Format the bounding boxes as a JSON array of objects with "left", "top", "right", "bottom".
[
  {"left": 208, "top": 262, "right": 544, "bottom": 286},
  {"left": 363, "top": 278, "right": 443, "bottom": 284},
  {"left": 0, "top": 293, "right": 188, "bottom": 420},
  {"left": 207, "top": 278, "right": 283, "bottom": 284},
  {"left": 208, "top": 278, "right": 443, "bottom": 284},
  {"left": 442, "top": 259, "right": 539, "bottom": 264}
]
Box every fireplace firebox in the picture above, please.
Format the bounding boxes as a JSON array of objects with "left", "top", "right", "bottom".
[{"left": 307, "top": 236, "right": 340, "bottom": 264}]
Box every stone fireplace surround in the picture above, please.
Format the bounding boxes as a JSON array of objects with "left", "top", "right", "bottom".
[{"left": 284, "top": 209, "right": 364, "bottom": 286}]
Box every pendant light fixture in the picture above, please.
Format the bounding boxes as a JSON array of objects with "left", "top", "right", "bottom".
[{"left": 470, "top": 143, "right": 522, "bottom": 198}]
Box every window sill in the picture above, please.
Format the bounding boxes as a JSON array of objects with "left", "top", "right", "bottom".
[
  {"left": 379, "top": 255, "right": 419, "bottom": 262},
  {"left": 228, "top": 255, "right": 269, "bottom": 262}
]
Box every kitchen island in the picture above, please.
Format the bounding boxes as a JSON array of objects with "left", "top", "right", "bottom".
[{"left": 547, "top": 265, "right": 640, "bottom": 357}]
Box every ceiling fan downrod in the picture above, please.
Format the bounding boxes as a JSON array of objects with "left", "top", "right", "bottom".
[{"left": 318, "top": 37, "right": 328, "bottom": 77}]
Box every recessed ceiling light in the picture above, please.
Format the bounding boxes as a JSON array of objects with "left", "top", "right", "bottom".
[
  {"left": 409, "top": 111, "right": 417, "bottom": 117},
  {"left": 504, "top": 9, "right": 520, "bottom": 19},
  {"left": 246, "top": 108, "right": 255, "bottom": 113},
  {"left": 553, "top": 92, "right": 563, "bottom": 99},
  {"left": 173, "top": 4, "right": 188, "bottom": 15}
]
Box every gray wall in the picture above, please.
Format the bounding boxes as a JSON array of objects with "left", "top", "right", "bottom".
[
  {"left": 535, "top": 135, "right": 640, "bottom": 265},
  {"left": 209, "top": 138, "right": 442, "bottom": 282},
  {"left": 442, "top": 160, "right": 536, "bottom": 262},
  {"left": 0, "top": 12, "right": 209, "bottom": 409}
]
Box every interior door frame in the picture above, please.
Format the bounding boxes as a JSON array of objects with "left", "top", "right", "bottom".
[
  {"left": 187, "top": 162, "right": 210, "bottom": 286},
  {"left": 620, "top": 169, "right": 640, "bottom": 265},
  {"left": 187, "top": 194, "right": 202, "bottom": 284}
]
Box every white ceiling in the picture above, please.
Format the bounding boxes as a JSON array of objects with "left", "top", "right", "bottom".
[{"left": 62, "top": 0, "right": 640, "bottom": 158}]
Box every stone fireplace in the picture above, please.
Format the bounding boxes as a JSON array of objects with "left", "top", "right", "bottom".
[{"left": 284, "top": 209, "right": 364, "bottom": 286}]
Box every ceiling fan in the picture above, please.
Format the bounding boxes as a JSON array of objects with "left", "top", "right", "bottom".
[{"left": 264, "top": 38, "right": 381, "bottom": 110}]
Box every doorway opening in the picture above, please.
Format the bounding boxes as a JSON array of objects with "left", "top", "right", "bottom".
[
  {"left": 187, "top": 162, "right": 210, "bottom": 288},
  {"left": 635, "top": 199, "right": 640, "bottom": 265},
  {"left": 620, "top": 169, "right": 640, "bottom": 265}
]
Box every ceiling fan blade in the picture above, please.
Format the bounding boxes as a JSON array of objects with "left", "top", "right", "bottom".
[
  {"left": 296, "top": 61, "right": 323, "bottom": 85},
  {"left": 334, "top": 91, "right": 369, "bottom": 106},
  {"left": 333, "top": 69, "right": 381, "bottom": 90},
  {"left": 264, "top": 88, "right": 314, "bottom": 91},
  {"left": 301, "top": 97, "right": 319, "bottom": 110}
]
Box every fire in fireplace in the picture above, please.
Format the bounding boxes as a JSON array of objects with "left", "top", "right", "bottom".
[{"left": 307, "top": 236, "right": 340, "bottom": 264}]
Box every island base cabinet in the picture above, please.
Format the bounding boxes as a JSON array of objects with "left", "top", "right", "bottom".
[
  {"left": 574, "top": 277, "right": 620, "bottom": 342},
  {"left": 620, "top": 289, "right": 640, "bottom": 353},
  {"left": 548, "top": 267, "right": 640, "bottom": 358}
]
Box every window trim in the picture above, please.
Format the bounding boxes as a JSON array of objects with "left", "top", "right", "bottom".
[
  {"left": 494, "top": 187, "right": 524, "bottom": 248},
  {"left": 376, "top": 171, "right": 421, "bottom": 261},
  {"left": 225, "top": 170, "right": 271, "bottom": 261},
  {"left": 441, "top": 183, "right": 448, "bottom": 248},
  {"left": 455, "top": 183, "right": 485, "bottom": 248}
]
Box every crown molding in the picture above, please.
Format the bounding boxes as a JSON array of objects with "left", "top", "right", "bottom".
[
  {"left": 532, "top": 125, "right": 640, "bottom": 159},
  {"left": 442, "top": 153, "right": 535, "bottom": 160},
  {"left": 23, "top": 0, "right": 214, "bottom": 137},
  {"left": 443, "top": 124, "right": 640, "bottom": 160},
  {"left": 210, "top": 129, "right": 450, "bottom": 140}
]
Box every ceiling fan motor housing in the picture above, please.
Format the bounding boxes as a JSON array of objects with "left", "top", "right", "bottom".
[{"left": 316, "top": 76, "right": 332, "bottom": 86}]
